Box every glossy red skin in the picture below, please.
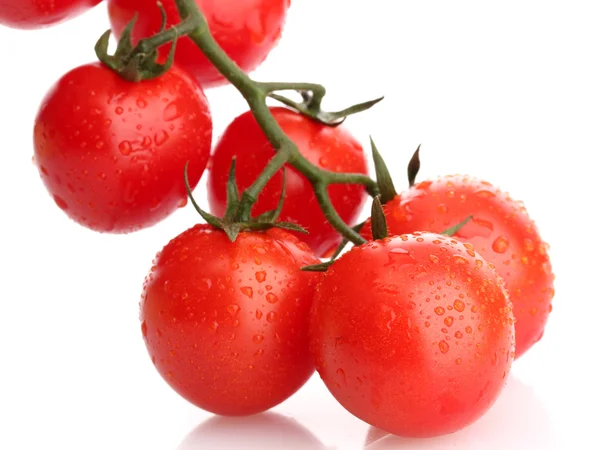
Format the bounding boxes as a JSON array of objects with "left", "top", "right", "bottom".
[
  {"left": 107, "top": 0, "right": 290, "bottom": 88},
  {"left": 361, "top": 175, "right": 554, "bottom": 359},
  {"left": 33, "top": 62, "right": 212, "bottom": 233},
  {"left": 0, "top": 0, "right": 101, "bottom": 29},
  {"left": 309, "top": 232, "right": 515, "bottom": 438},
  {"left": 208, "top": 107, "right": 369, "bottom": 257},
  {"left": 141, "top": 224, "right": 322, "bottom": 416}
]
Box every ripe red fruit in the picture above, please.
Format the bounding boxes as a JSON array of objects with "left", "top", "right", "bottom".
[
  {"left": 361, "top": 175, "right": 554, "bottom": 359},
  {"left": 33, "top": 62, "right": 212, "bottom": 233},
  {"left": 310, "top": 232, "right": 515, "bottom": 437},
  {"left": 141, "top": 224, "right": 322, "bottom": 416}
]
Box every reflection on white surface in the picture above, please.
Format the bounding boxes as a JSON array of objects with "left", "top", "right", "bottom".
[
  {"left": 177, "top": 412, "right": 327, "bottom": 450},
  {"left": 364, "top": 375, "right": 558, "bottom": 449}
]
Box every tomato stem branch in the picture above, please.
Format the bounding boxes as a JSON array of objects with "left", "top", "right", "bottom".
[{"left": 129, "top": 0, "right": 379, "bottom": 246}]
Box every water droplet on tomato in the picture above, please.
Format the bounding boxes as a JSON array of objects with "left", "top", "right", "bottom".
[
  {"left": 115, "top": 107, "right": 124, "bottom": 115},
  {"left": 163, "top": 101, "right": 182, "bottom": 121},
  {"left": 454, "top": 300, "right": 465, "bottom": 312},
  {"left": 439, "top": 341, "right": 450, "bottom": 354},
  {"left": 266, "top": 293, "right": 278, "bottom": 304},
  {"left": 429, "top": 254, "right": 440, "bottom": 264},
  {"left": 141, "top": 136, "right": 152, "bottom": 148},
  {"left": 434, "top": 307, "right": 445, "bottom": 316},
  {"left": 154, "top": 130, "right": 169, "bottom": 146},
  {"left": 141, "top": 321, "right": 147, "bottom": 337},
  {"left": 253, "top": 334, "right": 264, "bottom": 344},
  {"left": 240, "top": 286, "right": 253, "bottom": 298},
  {"left": 227, "top": 305, "right": 240, "bottom": 317},
  {"left": 266, "top": 311, "right": 277, "bottom": 323},
  {"left": 444, "top": 316, "right": 454, "bottom": 327},
  {"left": 453, "top": 255, "right": 469, "bottom": 265},
  {"left": 255, "top": 271, "right": 267, "bottom": 283},
  {"left": 438, "top": 204, "right": 448, "bottom": 213},
  {"left": 492, "top": 236, "right": 509, "bottom": 253},
  {"left": 119, "top": 140, "right": 132, "bottom": 156},
  {"left": 455, "top": 358, "right": 462, "bottom": 365},
  {"left": 465, "top": 326, "right": 473, "bottom": 334},
  {"left": 455, "top": 331, "right": 463, "bottom": 339},
  {"left": 211, "top": 322, "right": 219, "bottom": 332},
  {"left": 336, "top": 368, "right": 347, "bottom": 386},
  {"left": 136, "top": 98, "right": 148, "bottom": 109},
  {"left": 53, "top": 195, "right": 68, "bottom": 210},
  {"left": 255, "top": 309, "right": 263, "bottom": 319},
  {"left": 475, "top": 190, "right": 496, "bottom": 198}
]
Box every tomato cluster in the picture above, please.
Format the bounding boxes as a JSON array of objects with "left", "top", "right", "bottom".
[{"left": 4, "top": 0, "right": 555, "bottom": 441}]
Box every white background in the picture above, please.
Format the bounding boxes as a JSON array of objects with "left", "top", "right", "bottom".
[{"left": 1, "top": 1, "right": 598, "bottom": 449}]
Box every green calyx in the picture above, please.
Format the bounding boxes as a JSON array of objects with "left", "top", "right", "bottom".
[
  {"left": 184, "top": 160, "right": 307, "bottom": 242},
  {"left": 95, "top": 8, "right": 177, "bottom": 82},
  {"left": 441, "top": 216, "right": 473, "bottom": 237},
  {"left": 407, "top": 145, "right": 422, "bottom": 188},
  {"left": 262, "top": 82, "right": 384, "bottom": 127}
]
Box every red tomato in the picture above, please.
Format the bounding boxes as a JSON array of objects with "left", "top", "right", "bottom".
[
  {"left": 361, "top": 176, "right": 554, "bottom": 359},
  {"left": 33, "top": 62, "right": 212, "bottom": 233},
  {"left": 141, "top": 224, "right": 322, "bottom": 416},
  {"left": 207, "top": 107, "right": 368, "bottom": 257},
  {"left": 309, "top": 232, "right": 515, "bottom": 438},
  {"left": 0, "top": 0, "right": 101, "bottom": 29},
  {"left": 107, "top": 0, "right": 290, "bottom": 88}
]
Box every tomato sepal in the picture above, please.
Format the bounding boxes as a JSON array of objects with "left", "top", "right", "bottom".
[
  {"left": 95, "top": 8, "right": 177, "bottom": 82},
  {"left": 269, "top": 90, "right": 384, "bottom": 127},
  {"left": 184, "top": 161, "right": 308, "bottom": 242}
]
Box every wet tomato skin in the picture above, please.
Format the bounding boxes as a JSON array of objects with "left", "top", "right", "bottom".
[
  {"left": 107, "top": 0, "right": 290, "bottom": 88},
  {"left": 361, "top": 175, "right": 554, "bottom": 359},
  {"left": 33, "top": 62, "right": 212, "bottom": 233},
  {"left": 207, "top": 107, "right": 369, "bottom": 257},
  {"left": 309, "top": 232, "right": 515, "bottom": 438},
  {"left": 141, "top": 224, "right": 322, "bottom": 416},
  {"left": 0, "top": 0, "right": 101, "bottom": 29}
]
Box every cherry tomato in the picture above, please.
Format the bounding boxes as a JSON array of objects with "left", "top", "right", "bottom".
[
  {"left": 309, "top": 232, "right": 515, "bottom": 438},
  {"left": 207, "top": 107, "right": 368, "bottom": 257},
  {"left": 141, "top": 224, "right": 322, "bottom": 416},
  {"left": 33, "top": 62, "right": 212, "bottom": 233},
  {"left": 107, "top": 0, "right": 290, "bottom": 88},
  {"left": 361, "top": 176, "right": 554, "bottom": 359},
  {"left": 0, "top": 0, "right": 101, "bottom": 29}
]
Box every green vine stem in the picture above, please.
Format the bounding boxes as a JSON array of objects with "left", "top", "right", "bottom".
[{"left": 113, "top": 0, "right": 380, "bottom": 246}]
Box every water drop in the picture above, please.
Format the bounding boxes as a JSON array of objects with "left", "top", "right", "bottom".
[
  {"left": 455, "top": 331, "right": 463, "bottom": 339},
  {"left": 465, "top": 326, "right": 473, "bottom": 334},
  {"left": 434, "top": 307, "right": 445, "bottom": 316},
  {"left": 455, "top": 358, "right": 462, "bottom": 365},
  {"left": 141, "top": 322, "right": 147, "bottom": 337},
  {"left": 429, "top": 254, "right": 440, "bottom": 264},
  {"left": 227, "top": 305, "right": 240, "bottom": 317},
  {"left": 163, "top": 101, "right": 182, "bottom": 121},
  {"left": 444, "top": 316, "right": 454, "bottom": 327},
  {"left": 211, "top": 322, "right": 219, "bottom": 332},
  {"left": 136, "top": 98, "right": 148, "bottom": 109},
  {"left": 476, "top": 190, "right": 496, "bottom": 198},
  {"left": 240, "top": 286, "right": 253, "bottom": 298},
  {"left": 154, "top": 130, "right": 169, "bottom": 146},
  {"left": 255, "top": 310, "right": 263, "bottom": 319},
  {"left": 453, "top": 255, "right": 469, "bottom": 265},
  {"left": 255, "top": 271, "right": 267, "bottom": 283},
  {"left": 492, "top": 236, "right": 509, "bottom": 254},
  {"left": 453, "top": 300, "right": 465, "bottom": 312},
  {"left": 266, "top": 311, "right": 277, "bottom": 323},
  {"left": 253, "top": 334, "right": 264, "bottom": 344},
  {"left": 266, "top": 293, "right": 278, "bottom": 304},
  {"left": 115, "top": 106, "right": 124, "bottom": 115},
  {"left": 439, "top": 341, "right": 450, "bottom": 354},
  {"left": 141, "top": 136, "right": 152, "bottom": 148},
  {"left": 336, "top": 368, "right": 347, "bottom": 386},
  {"left": 118, "top": 140, "right": 132, "bottom": 156},
  {"left": 438, "top": 204, "right": 448, "bottom": 214}
]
